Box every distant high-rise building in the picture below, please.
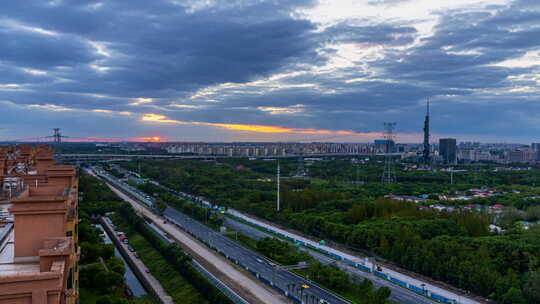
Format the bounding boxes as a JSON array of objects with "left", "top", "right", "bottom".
[
  {"left": 439, "top": 138, "right": 457, "bottom": 164},
  {"left": 422, "top": 100, "right": 431, "bottom": 164},
  {"left": 532, "top": 143, "right": 540, "bottom": 161}
]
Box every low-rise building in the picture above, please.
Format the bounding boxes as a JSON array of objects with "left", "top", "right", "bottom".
[{"left": 0, "top": 145, "right": 79, "bottom": 304}]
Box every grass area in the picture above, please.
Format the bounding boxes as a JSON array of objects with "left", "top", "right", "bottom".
[
  {"left": 224, "top": 229, "right": 258, "bottom": 249},
  {"left": 112, "top": 216, "right": 208, "bottom": 304}
]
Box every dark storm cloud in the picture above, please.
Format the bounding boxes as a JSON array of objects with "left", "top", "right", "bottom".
[
  {"left": 167, "top": 0, "right": 540, "bottom": 137},
  {"left": 0, "top": 0, "right": 322, "bottom": 98},
  {"left": 0, "top": 0, "right": 539, "bottom": 141},
  {"left": 0, "top": 24, "right": 97, "bottom": 69},
  {"left": 376, "top": 3, "right": 540, "bottom": 93}
]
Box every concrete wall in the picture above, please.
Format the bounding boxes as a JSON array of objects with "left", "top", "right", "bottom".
[{"left": 99, "top": 217, "right": 171, "bottom": 304}]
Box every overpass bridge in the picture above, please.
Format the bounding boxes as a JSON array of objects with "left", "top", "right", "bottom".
[{"left": 61, "top": 152, "right": 398, "bottom": 163}]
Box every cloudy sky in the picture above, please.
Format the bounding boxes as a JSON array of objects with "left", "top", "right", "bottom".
[{"left": 1, "top": 0, "right": 539, "bottom": 143}]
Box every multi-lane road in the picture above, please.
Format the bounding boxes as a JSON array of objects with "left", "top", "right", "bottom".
[
  {"left": 96, "top": 165, "right": 483, "bottom": 304},
  {"left": 222, "top": 217, "right": 437, "bottom": 304},
  {"left": 163, "top": 207, "right": 350, "bottom": 304},
  {"left": 144, "top": 179, "right": 438, "bottom": 304},
  {"left": 91, "top": 167, "right": 350, "bottom": 304}
]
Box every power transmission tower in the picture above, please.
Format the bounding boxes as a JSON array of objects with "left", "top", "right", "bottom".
[
  {"left": 53, "top": 128, "right": 62, "bottom": 143},
  {"left": 381, "top": 122, "right": 397, "bottom": 183},
  {"left": 52, "top": 128, "right": 63, "bottom": 163}
]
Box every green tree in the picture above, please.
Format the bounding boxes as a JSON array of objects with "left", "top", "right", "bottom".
[
  {"left": 500, "top": 287, "right": 526, "bottom": 304},
  {"left": 524, "top": 270, "right": 540, "bottom": 302}
]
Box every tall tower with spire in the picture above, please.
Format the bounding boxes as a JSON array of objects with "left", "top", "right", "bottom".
[{"left": 422, "top": 99, "right": 430, "bottom": 164}]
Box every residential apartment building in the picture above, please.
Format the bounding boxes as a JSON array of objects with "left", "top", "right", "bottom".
[
  {"left": 0, "top": 145, "right": 79, "bottom": 304},
  {"left": 507, "top": 149, "right": 534, "bottom": 163}
]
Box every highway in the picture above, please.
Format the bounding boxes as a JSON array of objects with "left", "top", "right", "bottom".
[
  {"left": 163, "top": 207, "right": 350, "bottom": 304},
  {"left": 223, "top": 217, "right": 437, "bottom": 304},
  {"left": 227, "top": 210, "right": 483, "bottom": 304},
  {"left": 99, "top": 165, "right": 483, "bottom": 304},
  {"left": 140, "top": 176, "right": 482, "bottom": 304},
  {"left": 62, "top": 152, "right": 397, "bottom": 163},
  {"left": 143, "top": 181, "right": 435, "bottom": 304},
  {"left": 99, "top": 176, "right": 289, "bottom": 304},
  {"left": 91, "top": 167, "right": 351, "bottom": 304},
  {"left": 87, "top": 167, "right": 288, "bottom": 304}
]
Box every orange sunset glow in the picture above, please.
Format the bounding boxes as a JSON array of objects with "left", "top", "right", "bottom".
[
  {"left": 141, "top": 113, "right": 380, "bottom": 137},
  {"left": 134, "top": 136, "right": 166, "bottom": 142}
]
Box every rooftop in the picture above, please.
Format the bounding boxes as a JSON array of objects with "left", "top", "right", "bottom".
[
  {"left": 0, "top": 229, "right": 40, "bottom": 276},
  {"left": 0, "top": 145, "right": 76, "bottom": 281}
]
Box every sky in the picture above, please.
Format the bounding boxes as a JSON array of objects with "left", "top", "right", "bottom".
[{"left": 0, "top": 0, "right": 539, "bottom": 143}]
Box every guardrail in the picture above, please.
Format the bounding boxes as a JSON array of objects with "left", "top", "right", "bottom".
[
  {"left": 143, "top": 220, "right": 249, "bottom": 304},
  {"left": 100, "top": 166, "right": 471, "bottom": 304},
  {"left": 100, "top": 217, "right": 173, "bottom": 304},
  {"left": 94, "top": 170, "right": 251, "bottom": 304},
  {"left": 226, "top": 211, "right": 470, "bottom": 304},
  {"left": 164, "top": 214, "right": 350, "bottom": 304},
  {"left": 190, "top": 260, "right": 249, "bottom": 304},
  {"left": 94, "top": 170, "right": 155, "bottom": 207},
  {"left": 105, "top": 166, "right": 466, "bottom": 304}
]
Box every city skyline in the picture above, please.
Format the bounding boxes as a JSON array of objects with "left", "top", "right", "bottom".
[{"left": 1, "top": 0, "right": 539, "bottom": 143}]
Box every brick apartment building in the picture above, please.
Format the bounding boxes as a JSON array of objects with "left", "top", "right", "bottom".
[{"left": 0, "top": 145, "right": 79, "bottom": 304}]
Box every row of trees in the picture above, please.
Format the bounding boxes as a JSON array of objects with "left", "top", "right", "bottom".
[
  {"left": 135, "top": 182, "right": 224, "bottom": 228},
  {"left": 304, "top": 262, "right": 391, "bottom": 304},
  {"left": 118, "top": 159, "right": 540, "bottom": 303},
  {"left": 118, "top": 162, "right": 393, "bottom": 304},
  {"left": 79, "top": 174, "right": 131, "bottom": 304},
  {"left": 116, "top": 203, "right": 233, "bottom": 304},
  {"left": 80, "top": 172, "right": 233, "bottom": 304},
  {"left": 255, "top": 237, "right": 313, "bottom": 265}
]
